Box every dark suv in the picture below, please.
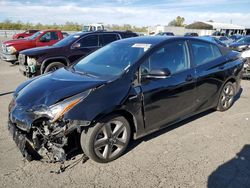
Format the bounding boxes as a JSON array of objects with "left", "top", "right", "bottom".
[{"left": 18, "top": 31, "right": 138, "bottom": 77}]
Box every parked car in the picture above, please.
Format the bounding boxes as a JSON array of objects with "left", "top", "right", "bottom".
[
  {"left": 199, "top": 36, "right": 227, "bottom": 47},
  {"left": 1, "top": 29, "right": 66, "bottom": 63},
  {"left": 184, "top": 32, "right": 199, "bottom": 37},
  {"left": 229, "top": 36, "right": 250, "bottom": 52},
  {"left": 241, "top": 49, "right": 250, "bottom": 78},
  {"left": 218, "top": 36, "right": 233, "bottom": 46},
  {"left": 12, "top": 30, "right": 40, "bottom": 39},
  {"left": 156, "top": 32, "right": 174, "bottom": 36},
  {"left": 8, "top": 36, "right": 243, "bottom": 164},
  {"left": 229, "top": 35, "right": 243, "bottom": 42},
  {"left": 18, "top": 31, "right": 138, "bottom": 77}
]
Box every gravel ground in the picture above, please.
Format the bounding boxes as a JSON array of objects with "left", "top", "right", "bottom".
[{"left": 0, "top": 37, "right": 250, "bottom": 188}]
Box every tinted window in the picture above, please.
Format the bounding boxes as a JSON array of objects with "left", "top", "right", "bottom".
[
  {"left": 100, "top": 34, "right": 118, "bottom": 46},
  {"left": 120, "top": 32, "right": 138, "bottom": 38},
  {"left": 141, "top": 41, "right": 189, "bottom": 75},
  {"left": 190, "top": 41, "right": 222, "bottom": 66},
  {"left": 79, "top": 35, "right": 98, "bottom": 47}
]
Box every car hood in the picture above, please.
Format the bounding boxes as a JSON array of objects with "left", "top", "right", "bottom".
[
  {"left": 20, "top": 46, "right": 61, "bottom": 56},
  {"left": 230, "top": 42, "right": 247, "bottom": 47},
  {"left": 3, "top": 38, "right": 32, "bottom": 46},
  {"left": 15, "top": 68, "right": 107, "bottom": 108}
]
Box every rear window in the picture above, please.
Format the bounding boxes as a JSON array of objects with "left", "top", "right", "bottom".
[{"left": 190, "top": 41, "right": 222, "bottom": 66}]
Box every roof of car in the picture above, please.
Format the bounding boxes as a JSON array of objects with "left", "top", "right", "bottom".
[{"left": 72, "top": 30, "right": 137, "bottom": 37}]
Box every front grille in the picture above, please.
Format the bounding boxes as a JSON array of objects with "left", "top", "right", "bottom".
[{"left": 18, "top": 54, "right": 26, "bottom": 65}]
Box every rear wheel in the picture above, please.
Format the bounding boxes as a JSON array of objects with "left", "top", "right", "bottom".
[
  {"left": 81, "top": 115, "right": 131, "bottom": 163},
  {"left": 44, "top": 62, "right": 65, "bottom": 73},
  {"left": 217, "top": 82, "right": 236, "bottom": 111}
]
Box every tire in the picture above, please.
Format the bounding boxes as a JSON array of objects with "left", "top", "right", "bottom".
[
  {"left": 44, "top": 62, "right": 65, "bottom": 73},
  {"left": 216, "top": 82, "right": 236, "bottom": 111},
  {"left": 81, "top": 115, "right": 131, "bottom": 163}
]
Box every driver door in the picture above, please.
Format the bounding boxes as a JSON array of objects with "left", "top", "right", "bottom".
[
  {"left": 36, "top": 31, "right": 60, "bottom": 47},
  {"left": 140, "top": 40, "right": 197, "bottom": 131}
]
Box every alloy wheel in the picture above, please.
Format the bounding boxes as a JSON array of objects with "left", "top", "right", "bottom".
[
  {"left": 94, "top": 120, "right": 129, "bottom": 160},
  {"left": 220, "top": 83, "right": 235, "bottom": 109}
]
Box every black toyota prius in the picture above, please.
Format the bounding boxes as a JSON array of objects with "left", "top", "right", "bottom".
[{"left": 8, "top": 36, "right": 243, "bottom": 163}]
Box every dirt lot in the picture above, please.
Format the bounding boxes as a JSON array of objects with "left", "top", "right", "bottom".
[{"left": 0, "top": 37, "right": 250, "bottom": 188}]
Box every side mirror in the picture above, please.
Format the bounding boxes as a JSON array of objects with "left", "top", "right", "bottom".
[
  {"left": 72, "top": 42, "right": 81, "bottom": 49},
  {"left": 145, "top": 68, "right": 171, "bottom": 79},
  {"left": 40, "top": 37, "right": 50, "bottom": 42}
]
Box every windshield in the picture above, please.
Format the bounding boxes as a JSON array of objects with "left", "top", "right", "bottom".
[
  {"left": 28, "top": 31, "right": 42, "bottom": 40},
  {"left": 73, "top": 42, "right": 150, "bottom": 79},
  {"left": 53, "top": 33, "right": 80, "bottom": 47}
]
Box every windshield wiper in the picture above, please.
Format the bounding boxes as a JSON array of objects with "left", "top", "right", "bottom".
[{"left": 74, "top": 70, "right": 98, "bottom": 78}]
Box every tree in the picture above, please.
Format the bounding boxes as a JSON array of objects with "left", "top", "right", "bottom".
[{"left": 168, "top": 16, "right": 185, "bottom": 27}]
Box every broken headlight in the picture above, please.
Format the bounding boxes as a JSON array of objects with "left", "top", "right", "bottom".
[
  {"left": 27, "top": 56, "right": 37, "bottom": 66},
  {"left": 34, "top": 90, "right": 91, "bottom": 122}
]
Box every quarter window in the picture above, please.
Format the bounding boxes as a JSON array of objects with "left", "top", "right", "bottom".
[
  {"left": 190, "top": 41, "right": 222, "bottom": 66},
  {"left": 79, "top": 35, "right": 99, "bottom": 48},
  {"left": 141, "top": 41, "right": 189, "bottom": 75}
]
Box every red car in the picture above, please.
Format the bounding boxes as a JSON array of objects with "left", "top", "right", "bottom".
[
  {"left": 12, "top": 30, "right": 40, "bottom": 39},
  {"left": 1, "top": 29, "right": 65, "bottom": 63}
]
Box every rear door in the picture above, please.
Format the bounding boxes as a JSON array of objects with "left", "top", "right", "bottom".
[
  {"left": 188, "top": 40, "right": 226, "bottom": 111},
  {"left": 139, "top": 40, "right": 197, "bottom": 131},
  {"left": 68, "top": 34, "right": 99, "bottom": 63}
]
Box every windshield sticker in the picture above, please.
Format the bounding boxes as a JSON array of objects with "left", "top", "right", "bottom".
[
  {"left": 73, "top": 35, "right": 80, "bottom": 38},
  {"left": 132, "top": 43, "right": 151, "bottom": 52}
]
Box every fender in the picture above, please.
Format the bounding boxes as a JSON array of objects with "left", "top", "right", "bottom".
[
  {"left": 41, "top": 56, "right": 70, "bottom": 74},
  {"left": 90, "top": 104, "right": 145, "bottom": 140}
]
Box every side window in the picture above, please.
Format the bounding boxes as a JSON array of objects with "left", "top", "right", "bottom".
[
  {"left": 211, "top": 44, "right": 222, "bottom": 59},
  {"left": 100, "top": 34, "right": 118, "bottom": 46},
  {"left": 141, "top": 41, "right": 189, "bottom": 76},
  {"left": 190, "top": 41, "right": 222, "bottom": 66},
  {"left": 79, "top": 35, "right": 98, "bottom": 48},
  {"left": 50, "top": 31, "right": 59, "bottom": 40},
  {"left": 40, "top": 32, "right": 59, "bottom": 41}
]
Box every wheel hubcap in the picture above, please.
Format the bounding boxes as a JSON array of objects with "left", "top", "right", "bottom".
[
  {"left": 221, "top": 84, "right": 234, "bottom": 109},
  {"left": 94, "top": 121, "right": 128, "bottom": 160}
]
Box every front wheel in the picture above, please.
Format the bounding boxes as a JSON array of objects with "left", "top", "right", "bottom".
[
  {"left": 81, "top": 115, "right": 131, "bottom": 163},
  {"left": 217, "top": 82, "right": 236, "bottom": 111},
  {"left": 44, "top": 62, "right": 65, "bottom": 73}
]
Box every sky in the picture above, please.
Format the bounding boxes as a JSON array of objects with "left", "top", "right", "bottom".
[{"left": 0, "top": 0, "right": 250, "bottom": 27}]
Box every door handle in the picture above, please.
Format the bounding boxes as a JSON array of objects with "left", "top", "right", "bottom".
[{"left": 185, "top": 75, "right": 194, "bottom": 82}]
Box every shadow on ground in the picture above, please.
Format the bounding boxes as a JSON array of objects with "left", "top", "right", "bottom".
[{"left": 207, "top": 145, "right": 250, "bottom": 188}]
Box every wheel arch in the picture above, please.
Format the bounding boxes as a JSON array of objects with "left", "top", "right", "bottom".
[
  {"left": 41, "top": 57, "right": 70, "bottom": 74},
  {"left": 91, "top": 108, "right": 138, "bottom": 139}
]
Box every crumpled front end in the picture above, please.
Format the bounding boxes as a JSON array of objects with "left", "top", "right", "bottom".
[{"left": 8, "top": 99, "right": 85, "bottom": 163}]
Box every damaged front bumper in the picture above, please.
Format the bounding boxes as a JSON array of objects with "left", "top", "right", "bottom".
[
  {"left": 8, "top": 121, "right": 41, "bottom": 161},
  {"left": 8, "top": 104, "right": 88, "bottom": 163}
]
